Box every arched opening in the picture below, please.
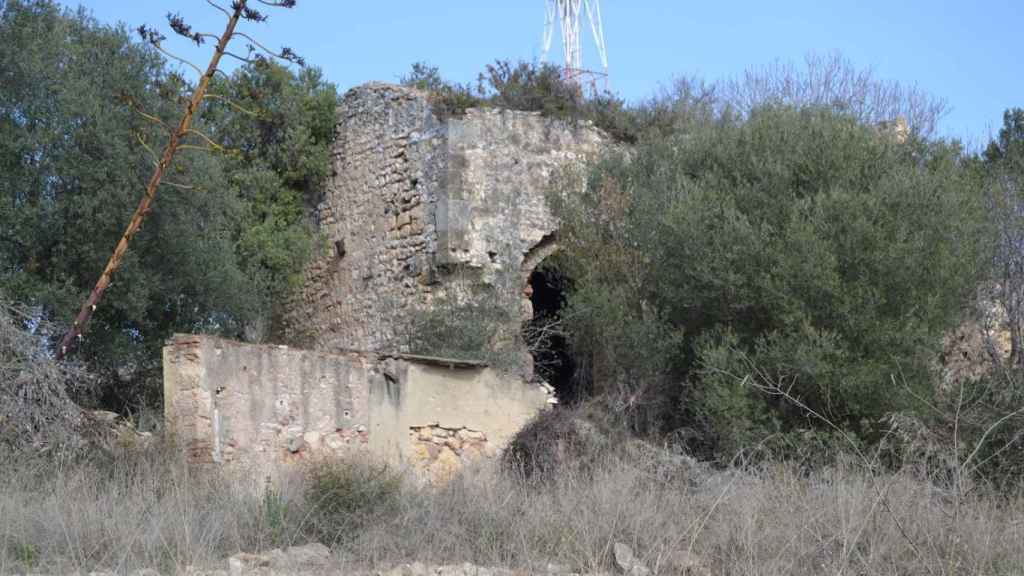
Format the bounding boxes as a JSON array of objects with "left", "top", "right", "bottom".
[{"left": 525, "top": 264, "right": 578, "bottom": 403}]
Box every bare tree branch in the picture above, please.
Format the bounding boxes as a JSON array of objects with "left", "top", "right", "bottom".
[
  {"left": 56, "top": 2, "right": 248, "bottom": 359},
  {"left": 231, "top": 31, "right": 305, "bottom": 66},
  {"left": 722, "top": 52, "right": 948, "bottom": 139},
  {"left": 185, "top": 128, "right": 231, "bottom": 153},
  {"left": 159, "top": 180, "right": 197, "bottom": 190},
  {"left": 206, "top": 0, "right": 232, "bottom": 19},
  {"left": 133, "top": 132, "right": 160, "bottom": 164},
  {"left": 123, "top": 96, "right": 175, "bottom": 133},
  {"left": 203, "top": 92, "right": 260, "bottom": 116},
  {"left": 150, "top": 43, "right": 204, "bottom": 77}
]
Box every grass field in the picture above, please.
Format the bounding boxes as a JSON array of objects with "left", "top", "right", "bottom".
[{"left": 2, "top": 437, "right": 1021, "bottom": 575}]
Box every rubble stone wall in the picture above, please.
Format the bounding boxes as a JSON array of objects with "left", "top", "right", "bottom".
[
  {"left": 290, "top": 83, "right": 447, "bottom": 352},
  {"left": 369, "top": 359, "right": 554, "bottom": 481},
  {"left": 288, "top": 83, "right": 607, "bottom": 370}
]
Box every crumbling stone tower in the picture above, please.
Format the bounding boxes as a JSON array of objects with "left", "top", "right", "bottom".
[
  {"left": 287, "top": 83, "right": 606, "bottom": 377},
  {"left": 165, "top": 84, "right": 601, "bottom": 476}
]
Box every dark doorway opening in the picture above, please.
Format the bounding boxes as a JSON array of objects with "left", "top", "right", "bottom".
[{"left": 526, "top": 265, "right": 578, "bottom": 404}]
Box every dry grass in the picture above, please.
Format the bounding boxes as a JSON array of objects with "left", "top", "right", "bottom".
[
  {"left": 0, "top": 442, "right": 307, "bottom": 575},
  {"left": 2, "top": 438, "right": 1022, "bottom": 576}
]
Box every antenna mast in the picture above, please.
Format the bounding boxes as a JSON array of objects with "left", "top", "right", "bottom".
[{"left": 542, "top": 0, "right": 608, "bottom": 91}]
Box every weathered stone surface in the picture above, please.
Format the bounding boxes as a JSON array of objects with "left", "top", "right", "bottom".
[
  {"left": 164, "top": 83, "right": 593, "bottom": 481},
  {"left": 613, "top": 543, "right": 650, "bottom": 576},
  {"left": 226, "top": 543, "right": 329, "bottom": 576},
  {"left": 279, "top": 542, "right": 331, "bottom": 569},
  {"left": 164, "top": 335, "right": 551, "bottom": 478},
  {"left": 287, "top": 83, "right": 607, "bottom": 377},
  {"left": 408, "top": 424, "right": 492, "bottom": 481},
  {"left": 227, "top": 551, "right": 271, "bottom": 576},
  {"left": 164, "top": 335, "right": 370, "bottom": 474}
]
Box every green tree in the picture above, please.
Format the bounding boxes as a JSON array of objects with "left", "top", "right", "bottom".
[
  {"left": 984, "top": 109, "right": 1024, "bottom": 365},
  {"left": 0, "top": 1, "right": 335, "bottom": 409},
  {"left": 985, "top": 108, "right": 1024, "bottom": 165},
  {"left": 201, "top": 60, "right": 336, "bottom": 341},
  {"left": 555, "top": 105, "right": 990, "bottom": 459},
  {"left": 0, "top": 1, "right": 252, "bottom": 405}
]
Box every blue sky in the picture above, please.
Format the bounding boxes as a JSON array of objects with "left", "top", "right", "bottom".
[{"left": 72, "top": 1, "right": 1020, "bottom": 146}]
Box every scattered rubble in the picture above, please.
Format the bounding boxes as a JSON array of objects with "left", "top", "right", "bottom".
[
  {"left": 51, "top": 542, "right": 710, "bottom": 576},
  {"left": 612, "top": 542, "right": 650, "bottom": 576},
  {"left": 226, "top": 543, "right": 331, "bottom": 576}
]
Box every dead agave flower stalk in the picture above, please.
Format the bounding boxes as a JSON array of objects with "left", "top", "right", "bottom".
[{"left": 56, "top": 0, "right": 303, "bottom": 360}]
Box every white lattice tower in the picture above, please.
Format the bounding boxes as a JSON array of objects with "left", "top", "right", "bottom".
[{"left": 542, "top": 0, "right": 608, "bottom": 88}]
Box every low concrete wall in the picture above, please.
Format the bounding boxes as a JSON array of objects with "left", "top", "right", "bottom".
[{"left": 163, "top": 334, "right": 551, "bottom": 480}]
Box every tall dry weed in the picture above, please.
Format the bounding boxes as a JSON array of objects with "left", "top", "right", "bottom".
[{"left": 2, "top": 436, "right": 1022, "bottom": 575}]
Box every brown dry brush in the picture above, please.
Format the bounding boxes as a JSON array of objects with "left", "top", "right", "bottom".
[
  {"left": 2, "top": 435, "right": 1023, "bottom": 575},
  {"left": 55, "top": 0, "right": 304, "bottom": 361},
  {"left": 0, "top": 301, "right": 87, "bottom": 451}
]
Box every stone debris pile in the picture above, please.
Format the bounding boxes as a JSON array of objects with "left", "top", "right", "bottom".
[{"left": 68, "top": 541, "right": 709, "bottom": 576}]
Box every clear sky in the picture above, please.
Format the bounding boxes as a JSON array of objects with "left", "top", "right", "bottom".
[{"left": 70, "top": 1, "right": 1020, "bottom": 146}]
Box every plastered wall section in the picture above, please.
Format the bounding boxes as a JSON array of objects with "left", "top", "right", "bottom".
[
  {"left": 163, "top": 334, "right": 369, "bottom": 471},
  {"left": 368, "top": 359, "right": 552, "bottom": 480},
  {"left": 164, "top": 334, "right": 551, "bottom": 477}
]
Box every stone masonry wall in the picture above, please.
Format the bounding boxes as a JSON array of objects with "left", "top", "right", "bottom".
[
  {"left": 409, "top": 425, "right": 492, "bottom": 483},
  {"left": 288, "top": 83, "right": 607, "bottom": 375},
  {"left": 291, "top": 83, "right": 446, "bottom": 352},
  {"left": 164, "top": 334, "right": 553, "bottom": 479},
  {"left": 164, "top": 85, "right": 605, "bottom": 478}
]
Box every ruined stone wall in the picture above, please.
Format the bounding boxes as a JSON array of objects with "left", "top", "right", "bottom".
[
  {"left": 292, "top": 83, "right": 447, "bottom": 351},
  {"left": 289, "top": 83, "right": 607, "bottom": 371},
  {"left": 163, "top": 334, "right": 552, "bottom": 479},
  {"left": 163, "top": 334, "right": 370, "bottom": 471},
  {"left": 370, "top": 359, "right": 555, "bottom": 482}
]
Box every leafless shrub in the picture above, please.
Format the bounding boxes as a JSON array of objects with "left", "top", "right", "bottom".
[
  {"left": 502, "top": 405, "right": 616, "bottom": 481},
  {"left": 0, "top": 300, "right": 91, "bottom": 452},
  {"left": 722, "top": 52, "right": 949, "bottom": 138}
]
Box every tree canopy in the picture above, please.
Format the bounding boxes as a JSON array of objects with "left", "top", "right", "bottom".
[
  {"left": 0, "top": 0, "right": 336, "bottom": 408},
  {"left": 554, "top": 102, "right": 992, "bottom": 460}
]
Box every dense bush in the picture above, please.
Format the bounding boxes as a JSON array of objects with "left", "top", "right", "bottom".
[
  {"left": 553, "top": 103, "right": 992, "bottom": 462},
  {"left": 400, "top": 60, "right": 642, "bottom": 143},
  {"left": 502, "top": 404, "right": 618, "bottom": 481},
  {"left": 399, "top": 61, "right": 483, "bottom": 119},
  {"left": 402, "top": 293, "right": 512, "bottom": 366}
]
